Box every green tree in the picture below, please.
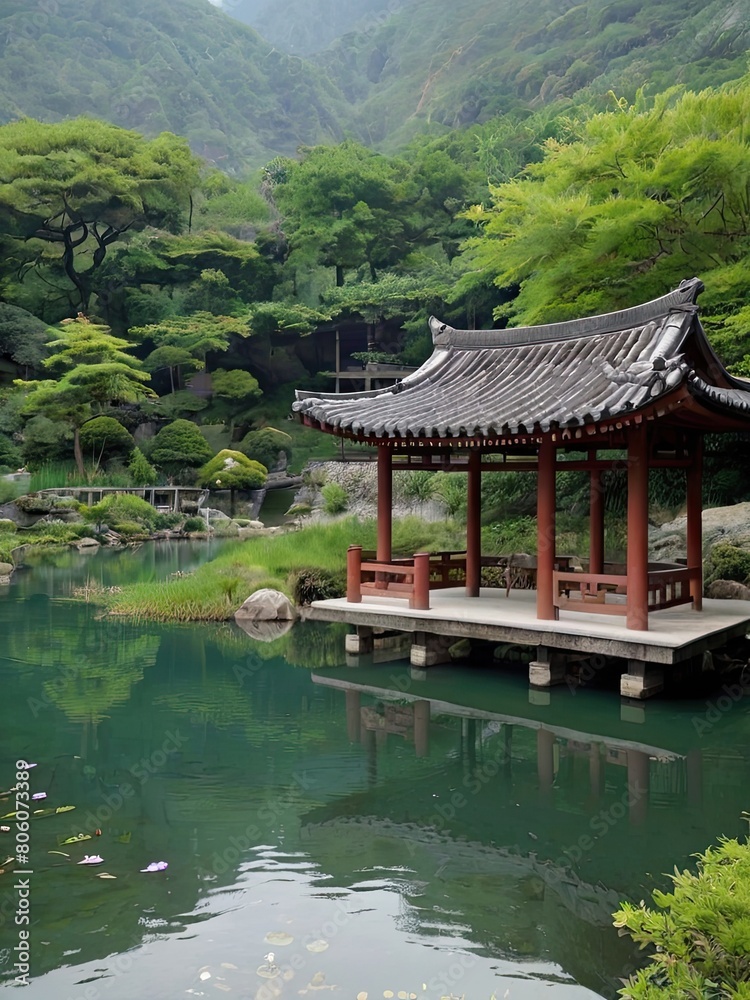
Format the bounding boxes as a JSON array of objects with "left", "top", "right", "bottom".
[
  {"left": 0, "top": 304, "right": 50, "bottom": 375},
  {"left": 131, "top": 312, "right": 250, "bottom": 368},
  {"left": 461, "top": 79, "right": 750, "bottom": 335},
  {"left": 0, "top": 118, "right": 201, "bottom": 312},
  {"left": 128, "top": 447, "right": 157, "bottom": 487},
  {"left": 148, "top": 419, "right": 213, "bottom": 480},
  {"left": 16, "top": 317, "right": 153, "bottom": 476},
  {"left": 239, "top": 427, "right": 293, "bottom": 471}
]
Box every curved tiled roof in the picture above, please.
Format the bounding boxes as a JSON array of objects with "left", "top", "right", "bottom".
[{"left": 294, "top": 278, "right": 750, "bottom": 439}]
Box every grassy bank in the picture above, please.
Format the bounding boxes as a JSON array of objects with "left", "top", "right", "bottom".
[{"left": 95, "top": 517, "right": 466, "bottom": 621}]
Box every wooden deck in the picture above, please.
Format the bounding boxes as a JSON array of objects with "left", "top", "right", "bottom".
[{"left": 306, "top": 586, "right": 750, "bottom": 666}]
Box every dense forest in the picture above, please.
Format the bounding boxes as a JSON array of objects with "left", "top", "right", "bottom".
[{"left": 1, "top": 0, "right": 750, "bottom": 508}]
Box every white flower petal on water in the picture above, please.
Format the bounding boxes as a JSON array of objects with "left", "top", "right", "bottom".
[
  {"left": 199, "top": 970, "right": 211, "bottom": 981},
  {"left": 357, "top": 993, "right": 368, "bottom": 1000}
]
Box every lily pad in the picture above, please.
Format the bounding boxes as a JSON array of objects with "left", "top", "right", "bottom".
[
  {"left": 97, "top": 873, "right": 117, "bottom": 879},
  {"left": 264, "top": 931, "right": 294, "bottom": 946},
  {"left": 305, "top": 939, "right": 329, "bottom": 953},
  {"left": 357, "top": 993, "right": 368, "bottom": 1000},
  {"left": 256, "top": 966, "right": 280, "bottom": 980}
]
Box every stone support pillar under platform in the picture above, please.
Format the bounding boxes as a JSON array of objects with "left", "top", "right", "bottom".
[
  {"left": 410, "top": 631, "right": 454, "bottom": 668},
  {"left": 529, "top": 645, "right": 566, "bottom": 687},
  {"left": 345, "top": 626, "right": 373, "bottom": 656},
  {"left": 620, "top": 659, "right": 664, "bottom": 699}
]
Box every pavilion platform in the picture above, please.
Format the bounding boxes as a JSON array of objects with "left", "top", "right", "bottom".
[{"left": 305, "top": 587, "right": 750, "bottom": 697}]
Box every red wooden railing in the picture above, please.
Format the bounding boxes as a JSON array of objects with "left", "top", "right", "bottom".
[{"left": 553, "top": 563, "right": 694, "bottom": 617}]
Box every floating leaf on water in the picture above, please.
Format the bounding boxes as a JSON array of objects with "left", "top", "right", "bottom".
[
  {"left": 48, "top": 851, "right": 70, "bottom": 858},
  {"left": 78, "top": 855, "right": 104, "bottom": 865},
  {"left": 357, "top": 993, "right": 368, "bottom": 1000},
  {"left": 214, "top": 985, "right": 232, "bottom": 993},
  {"left": 256, "top": 966, "right": 280, "bottom": 980},
  {"left": 220, "top": 964, "right": 238, "bottom": 971},
  {"left": 309, "top": 973, "right": 326, "bottom": 989},
  {"left": 140, "top": 861, "right": 168, "bottom": 873},
  {"left": 398, "top": 992, "right": 408, "bottom": 999},
  {"left": 33, "top": 808, "right": 55, "bottom": 817},
  {"left": 409, "top": 993, "right": 417, "bottom": 998},
  {"left": 55, "top": 805, "right": 75, "bottom": 814},
  {"left": 115, "top": 832, "right": 131, "bottom": 844},
  {"left": 264, "top": 931, "right": 294, "bottom": 946},
  {"left": 384, "top": 992, "right": 394, "bottom": 998},
  {"left": 305, "top": 940, "right": 328, "bottom": 953},
  {"left": 61, "top": 834, "right": 91, "bottom": 846},
  {"left": 97, "top": 873, "right": 117, "bottom": 879},
  {"left": 1, "top": 812, "right": 16, "bottom": 820}
]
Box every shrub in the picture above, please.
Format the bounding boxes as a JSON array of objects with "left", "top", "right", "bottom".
[
  {"left": 290, "top": 567, "right": 346, "bottom": 605},
  {"left": 128, "top": 447, "right": 157, "bottom": 487},
  {"left": 79, "top": 417, "right": 134, "bottom": 462},
  {"left": 704, "top": 543, "right": 750, "bottom": 587},
  {"left": 148, "top": 420, "right": 213, "bottom": 477},
  {"left": 87, "top": 493, "right": 157, "bottom": 530},
  {"left": 321, "top": 482, "right": 348, "bottom": 515},
  {"left": 0, "top": 520, "right": 17, "bottom": 533},
  {"left": 209, "top": 518, "right": 240, "bottom": 537},
  {"left": 21, "top": 415, "right": 72, "bottom": 468},
  {"left": 183, "top": 516, "right": 207, "bottom": 533},
  {"left": 614, "top": 837, "right": 750, "bottom": 998},
  {"left": 198, "top": 450, "right": 267, "bottom": 492},
  {"left": 112, "top": 521, "right": 148, "bottom": 538},
  {"left": 239, "top": 427, "right": 293, "bottom": 471},
  {"left": 153, "top": 512, "right": 182, "bottom": 530}
]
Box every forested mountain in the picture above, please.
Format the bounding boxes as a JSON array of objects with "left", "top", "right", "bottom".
[
  {"left": 319, "top": 0, "right": 750, "bottom": 145},
  {"left": 0, "top": 0, "right": 348, "bottom": 170},
  {"left": 212, "top": 0, "right": 402, "bottom": 56}
]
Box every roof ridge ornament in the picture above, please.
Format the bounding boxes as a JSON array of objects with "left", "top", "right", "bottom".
[{"left": 429, "top": 315, "right": 452, "bottom": 346}]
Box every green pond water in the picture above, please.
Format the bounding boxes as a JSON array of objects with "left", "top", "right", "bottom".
[{"left": 1, "top": 543, "right": 749, "bottom": 999}]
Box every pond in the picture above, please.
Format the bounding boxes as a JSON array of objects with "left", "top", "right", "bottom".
[{"left": 0, "top": 543, "right": 748, "bottom": 999}]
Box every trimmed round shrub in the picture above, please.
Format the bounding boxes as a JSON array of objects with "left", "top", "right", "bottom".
[
  {"left": 148, "top": 420, "right": 213, "bottom": 477},
  {"left": 112, "top": 521, "right": 148, "bottom": 538},
  {"left": 239, "top": 427, "right": 293, "bottom": 471},
  {"left": 198, "top": 450, "right": 268, "bottom": 492},
  {"left": 79, "top": 417, "right": 135, "bottom": 461}
]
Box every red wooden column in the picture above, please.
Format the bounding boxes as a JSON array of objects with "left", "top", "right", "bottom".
[
  {"left": 376, "top": 443, "right": 392, "bottom": 562},
  {"left": 466, "top": 450, "right": 482, "bottom": 597},
  {"left": 687, "top": 435, "right": 703, "bottom": 611},
  {"left": 589, "top": 463, "right": 605, "bottom": 575},
  {"left": 536, "top": 436, "right": 556, "bottom": 620},
  {"left": 626, "top": 422, "right": 649, "bottom": 631}
]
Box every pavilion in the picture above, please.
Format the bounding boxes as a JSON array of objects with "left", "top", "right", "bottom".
[{"left": 294, "top": 278, "right": 750, "bottom": 636}]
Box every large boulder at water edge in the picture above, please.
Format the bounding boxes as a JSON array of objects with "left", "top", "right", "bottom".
[
  {"left": 234, "top": 617, "right": 295, "bottom": 642},
  {"left": 235, "top": 588, "right": 297, "bottom": 622},
  {"left": 0, "top": 561, "right": 13, "bottom": 583}
]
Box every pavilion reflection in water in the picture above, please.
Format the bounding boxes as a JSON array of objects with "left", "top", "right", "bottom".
[{"left": 303, "top": 661, "right": 749, "bottom": 995}]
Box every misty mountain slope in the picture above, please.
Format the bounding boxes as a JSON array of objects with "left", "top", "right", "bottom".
[
  {"left": 0, "top": 0, "right": 351, "bottom": 169},
  {"left": 320, "top": 0, "right": 750, "bottom": 145},
  {"left": 213, "top": 0, "right": 406, "bottom": 55}
]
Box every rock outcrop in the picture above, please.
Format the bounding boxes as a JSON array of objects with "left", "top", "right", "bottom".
[{"left": 234, "top": 588, "right": 297, "bottom": 622}]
